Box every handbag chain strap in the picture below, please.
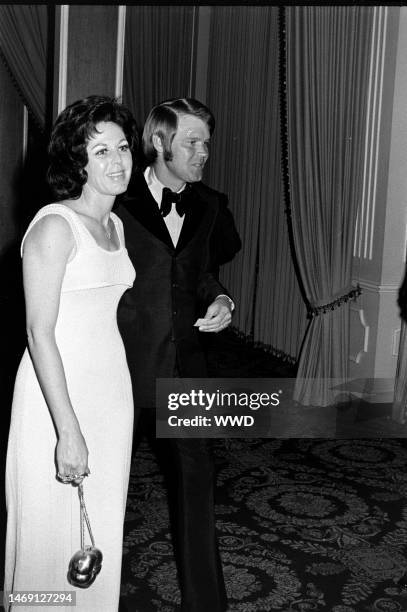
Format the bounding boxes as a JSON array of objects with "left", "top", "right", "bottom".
[{"left": 78, "top": 483, "right": 96, "bottom": 549}]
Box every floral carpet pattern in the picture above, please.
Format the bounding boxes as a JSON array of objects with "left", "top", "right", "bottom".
[{"left": 120, "top": 437, "right": 407, "bottom": 611}]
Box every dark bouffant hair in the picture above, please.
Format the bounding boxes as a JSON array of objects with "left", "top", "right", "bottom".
[
  {"left": 142, "top": 97, "right": 215, "bottom": 165},
  {"left": 47, "top": 95, "right": 139, "bottom": 200}
]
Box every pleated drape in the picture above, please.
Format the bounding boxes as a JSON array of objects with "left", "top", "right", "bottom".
[
  {"left": 393, "top": 320, "right": 407, "bottom": 423},
  {"left": 206, "top": 7, "right": 306, "bottom": 359},
  {"left": 122, "top": 6, "right": 194, "bottom": 128},
  {"left": 0, "top": 5, "right": 47, "bottom": 128},
  {"left": 286, "top": 7, "right": 374, "bottom": 405},
  {"left": 254, "top": 13, "right": 307, "bottom": 360}
]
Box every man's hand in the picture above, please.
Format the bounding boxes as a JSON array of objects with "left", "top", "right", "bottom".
[{"left": 194, "top": 296, "right": 233, "bottom": 333}]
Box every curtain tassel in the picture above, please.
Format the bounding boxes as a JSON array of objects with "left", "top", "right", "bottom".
[{"left": 307, "top": 284, "right": 362, "bottom": 319}]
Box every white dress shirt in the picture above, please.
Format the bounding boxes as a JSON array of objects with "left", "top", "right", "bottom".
[{"left": 144, "top": 166, "right": 185, "bottom": 247}]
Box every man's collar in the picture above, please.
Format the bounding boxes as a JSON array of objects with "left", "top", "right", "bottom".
[{"left": 145, "top": 166, "right": 186, "bottom": 205}]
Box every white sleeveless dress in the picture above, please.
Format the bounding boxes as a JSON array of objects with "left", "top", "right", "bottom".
[{"left": 4, "top": 204, "right": 136, "bottom": 611}]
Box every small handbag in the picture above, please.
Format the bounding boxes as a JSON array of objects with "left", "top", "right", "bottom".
[{"left": 67, "top": 483, "right": 103, "bottom": 588}]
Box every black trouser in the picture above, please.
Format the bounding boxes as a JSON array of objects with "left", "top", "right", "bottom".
[{"left": 134, "top": 410, "right": 227, "bottom": 612}]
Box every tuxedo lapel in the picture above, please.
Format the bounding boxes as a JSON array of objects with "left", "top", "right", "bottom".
[
  {"left": 121, "top": 172, "right": 174, "bottom": 249},
  {"left": 120, "top": 173, "right": 209, "bottom": 253},
  {"left": 175, "top": 184, "right": 207, "bottom": 253}
]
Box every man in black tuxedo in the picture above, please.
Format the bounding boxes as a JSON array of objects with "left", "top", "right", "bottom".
[{"left": 116, "top": 98, "right": 241, "bottom": 612}]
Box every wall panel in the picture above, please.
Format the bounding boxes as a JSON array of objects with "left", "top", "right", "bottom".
[
  {"left": 0, "top": 57, "right": 28, "bottom": 436},
  {"left": 0, "top": 58, "right": 25, "bottom": 254},
  {"left": 66, "top": 5, "right": 118, "bottom": 105},
  {"left": 205, "top": 7, "right": 306, "bottom": 359}
]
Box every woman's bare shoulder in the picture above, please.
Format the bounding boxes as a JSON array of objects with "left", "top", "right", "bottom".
[{"left": 23, "top": 205, "right": 76, "bottom": 255}]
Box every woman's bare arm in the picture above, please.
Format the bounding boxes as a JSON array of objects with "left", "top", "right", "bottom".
[{"left": 23, "top": 213, "right": 88, "bottom": 483}]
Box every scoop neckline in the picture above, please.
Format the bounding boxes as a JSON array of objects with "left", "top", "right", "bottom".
[{"left": 64, "top": 206, "right": 123, "bottom": 254}]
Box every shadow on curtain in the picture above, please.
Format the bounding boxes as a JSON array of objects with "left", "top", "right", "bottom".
[
  {"left": 0, "top": 5, "right": 47, "bottom": 128},
  {"left": 393, "top": 320, "right": 407, "bottom": 423},
  {"left": 205, "top": 7, "right": 306, "bottom": 361},
  {"left": 393, "top": 268, "right": 407, "bottom": 422},
  {"left": 122, "top": 6, "right": 194, "bottom": 130},
  {"left": 122, "top": 6, "right": 308, "bottom": 362},
  {"left": 286, "top": 6, "right": 375, "bottom": 406}
]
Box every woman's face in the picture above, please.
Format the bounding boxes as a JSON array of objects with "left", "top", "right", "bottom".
[{"left": 83, "top": 121, "right": 132, "bottom": 198}]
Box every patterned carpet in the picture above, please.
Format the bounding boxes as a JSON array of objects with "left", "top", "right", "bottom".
[
  {"left": 3, "top": 331, "right": 407, "bottom": 611},
  {"left": 120, "top": 437, "right": 407, "bottom": 612}
]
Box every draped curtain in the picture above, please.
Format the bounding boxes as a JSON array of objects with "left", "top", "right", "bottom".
[
  {"left": 0, "top": 5, "right": 47, "bottom": 128},
  {"left": 122, "top": 6, "right": 194, "bottom": 129},
  {"left": 285, "top": 7, "right": 375, "bottom": 405},
  {"left": 393, "top": 320, "right": 407, "bottom": 423},
  {"left": 206, "top": 7, "right": 306, "bottom": 359}
]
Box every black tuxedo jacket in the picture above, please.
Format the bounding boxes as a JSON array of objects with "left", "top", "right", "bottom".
[{"left": 115, "top": 171, "right": 241, "bottom": 410}]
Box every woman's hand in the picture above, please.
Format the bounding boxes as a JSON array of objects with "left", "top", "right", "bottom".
[{"left": 56, "top": 428, "right": 90, "bottom": 486}]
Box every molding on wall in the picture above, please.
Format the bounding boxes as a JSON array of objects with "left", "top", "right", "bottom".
[
  {"left": 58, "top": 5, "right": 69, "bottom": 113},
  {"left": 115, "top": 6, "right": 126, "bottom": 100},
  {"left": 357, "top": 278, "right": 399, "bottom": 293},
  {"left": 354, "top": 6, "right": 388, "bottom": 261},
  {"left": 369, "top": 6, "right": 387, "bottom": 261},
  {"left": 393, "top": 327, "right": 401, "bottom": 356},
  {"left": 349, "top": 306, "right": 370, "bottom": 363}
]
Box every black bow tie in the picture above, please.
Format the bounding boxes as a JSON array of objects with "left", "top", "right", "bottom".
[{"left": 159, "top": 186, "right": 191, "bottom": 217}]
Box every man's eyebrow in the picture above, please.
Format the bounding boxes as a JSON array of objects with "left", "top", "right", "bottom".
[{"left": 184, "top": 132, "right": 210, "bottom": 139}]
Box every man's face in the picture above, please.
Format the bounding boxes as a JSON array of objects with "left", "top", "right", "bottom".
[{"left": 161, "top": 114, "right": 210, "bottom": 188}]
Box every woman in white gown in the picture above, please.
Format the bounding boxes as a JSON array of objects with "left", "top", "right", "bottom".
[{"left": 4, "top": 96, "right": 137, "bottom": 611}]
